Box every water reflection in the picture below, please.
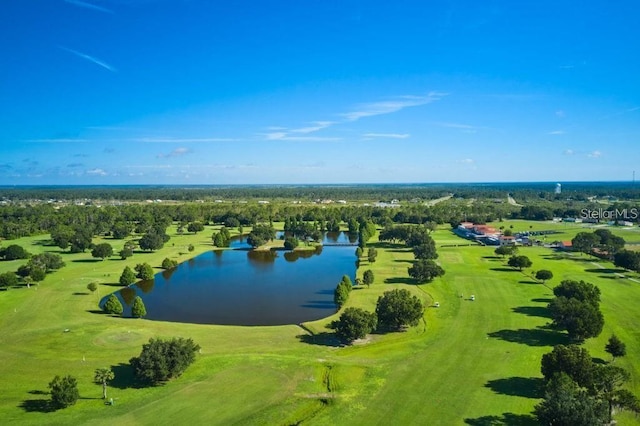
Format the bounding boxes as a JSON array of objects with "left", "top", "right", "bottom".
[{"left": 100, "top": 231, "right": 356, "bottom": 326}]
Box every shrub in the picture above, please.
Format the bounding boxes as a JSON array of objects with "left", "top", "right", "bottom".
[{"left": 130, "top": 337, "right": 200, "bottom": 384}]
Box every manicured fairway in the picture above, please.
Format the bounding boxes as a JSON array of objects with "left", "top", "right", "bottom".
[{"left": 1, "top": 222, "right": 639, "bottom": 425}]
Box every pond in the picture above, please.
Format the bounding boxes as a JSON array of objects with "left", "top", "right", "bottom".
[{"left": 101, "top": 232, "right": 358, "bottom": 326}]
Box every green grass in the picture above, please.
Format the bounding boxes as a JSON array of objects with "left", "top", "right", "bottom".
[{"left": 1, "top": 222, "right": 640, "bottom": 425}]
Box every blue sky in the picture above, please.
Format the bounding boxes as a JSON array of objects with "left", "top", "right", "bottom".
[{"left": 1, "top": 0, "right": 639, "bottom": 185}]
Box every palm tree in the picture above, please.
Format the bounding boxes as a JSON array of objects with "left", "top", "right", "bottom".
[{"left": 94, "top": 367, "right": 115, "bottom": 399}]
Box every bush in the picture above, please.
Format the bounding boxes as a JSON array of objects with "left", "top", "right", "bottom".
[
  {"left": 131, "top": 296, "right": 147, "bottom": 318},
  {"left": 130, "top": 337, "right": 200, "bottom": 384},
  {"left": 0, "top": 272, "right": 18, "bottom": 289},
  {"left": 283, "top": 236, "right": 299, "bottom": 250},
  {"left": 161, "top": 258, "right": 178, "bottom": 270},
  {"left": 48, "top": 375, "right": 79, "bottom": 409},
  {"left": 135, "top": 263, "right": 155, "bottom": 280},
  {"left": 0, "top": 244, "right": 30, "bottom": 260},
  {"left": 119, "top": 266, "right": 137, "bottom": 286}
]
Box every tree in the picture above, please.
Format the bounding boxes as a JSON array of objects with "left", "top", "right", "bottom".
[
  {"left": 91, "top": 243, "right": 113, "bottom": 260},
  {"left": 548, "top": 296, "right": 604, "bottom": 341},
  {"left": 161, "top": 258, "right": 178, "bottom": 269},
  {"left": 70, "top": 227, "right": 93, "bottom": 253},
  {"left": 87, "top": 282, "right": 98, "bottom": 293},
  {"left": 29, "top": 266, "right": 46, "bottom": 283},
  {"left": 494, "top": 245, "right": 516, "bottom": 258},
  {"left": 614, "top": 249, "right": 640, "bottom": 272},
  {"left": 592, "top": 364, "right": 635, "bottom": 423},
  {"left": 103, "top": 294, "right": 123, "bottom": 316},
  {"left": 362, "top": 269, "right": 375, "bottom": 287},
  {"left": 119, "top": 247, "right": 134, "bottom": 260},
  {"left": 187, "top": 221, "right": 204, "bottom": 234},
  {"left": 94, "top": 367, "right": 115, "bottom": 399},
  {"left": 507, "top": 255, "right": 532, "bottom": 271},
  {"left": 541, "top": 344, "right": 595, "bottom": 389},
  {"left": 29, "top": 252, "right": 65, "bottom": 271},
  {"left": 48, "top": 375, "right": 79, "bottom": 409},
  {"left": 333, "top": 275, "right": 353, "bottom": 308},
  {"left": 535, "top": 269, "right": 553, "bottom": 283},
  {"left": 283, "top": 236, "right": 299, "bottom": 250},
  {"left": 605, "top": 334, "right": 626, "bottom": 360},
  {"left": 111, "top": 222, "right": 131, "bottom": 239},
  {"left": 355, "top": 247, "right": 363, "bottom": 258},
  {"left": 553, "top": 280, "right": 601, "bottom": 306},
  {"left": 335, "top": 307, "right": 377, "bottom": 343},
  {"left": 376, "top": 289, "right": 423, "bottom": 330},
  {"left": 367, "top": 247, "right": 378, "bottom": 263},
  {"left": 129, "top": 337, "right": 200, "bottom": 384},
  {"left": 0, "top": 244, "right": 30, "bottom": 260},
  {"left": 188, "top": 244, "right": 195, "bottom": 252},
  {"left": 134, "top": 263, "right": 155, "bottom": 280},
  {"left": 534, "top": 373, "right": 607, "bottom": 426},
  {"left": 407, "top": 259, "right": 445, "bottom": 283},
  {"left": 139, "top": 231, "right": 165, "bottom": 251},
  {"left": 131, "top": 296, "right": 147, "bottom": 318},
  {"left": 412, "top": 240, "right": 438, "bottom": 260},
  {"left": 0, "top": 272, "right": 18, "bottom": 289},
  {"left": 119, "top": 266, "right": 137, "bottom": 286},
  {"left": 572, "top": 232, "right": 600, "bottom": 256},
  {"left": 247, "top": 224, "right": 275, "bottom": 249}
]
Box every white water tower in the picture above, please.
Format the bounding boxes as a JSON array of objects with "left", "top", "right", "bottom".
[{"left": 555, "top": 183, "right": 562, "bottom": 194}]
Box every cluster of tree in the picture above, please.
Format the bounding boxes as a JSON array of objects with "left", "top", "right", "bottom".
[
  {"left": 535, "top": 343, "right": 639, "bottom": 424},
  {"left": 134, "top": 263, "right": 155, "bottom": 281},
  {"left": 212, "top": 227, "right": 232, "bottom": 247},
  {"left": 102, "top": 293, "right": 146, "bottom": 317},
  {"left": 17, "top": 252, "right": 66, "bottom": 285},
  {"left": 247, "top": 224, "right": 275, "bottom": 248},
  {"left": 367, "top": 247, "right": 378, "bottom": 263},
  {"left": 572, "top": 230, "right": 626, "bottom": 259},
  {"left": 0, "top": 244, "right": 30, "bottom": 260},
  {"left": 129, "top": 337, "right": 200, "bottom": 384},
  {"left": 138, "top": 228, "right": 170, "bottom": 252},
  {"left": 358, "top": 221, "right": 377, "bottom": 248},
  {"left": 332, "top": 289, "right": 424, "bottom": 343},
  {"left": 614, "top": 249, "right": 640, "bottom": 273},
  {"left": 333, "top": 275, "right": 353, "bottom": 308},
  {"left": 186, "top": 221, "right": 204, "bottom": 234},
  {"left": 407, "top": 260, "right": 445, "bottom": 283},
  {"left": 283, "top": 216, "right": 323, "bottom": 242},
  {"left": 494, "top": 245, "right": 517, "bottom": 258},
  {"left": 507, "top": 254, "right": 532, "bottom": 271},
  {"left": 548, "top": 280, "right": 604, "bottom": 341}
]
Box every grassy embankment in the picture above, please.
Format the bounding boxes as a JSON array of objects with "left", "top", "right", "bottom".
[{"left": 0, "top": 219, "right": 639, "bottom": 425}]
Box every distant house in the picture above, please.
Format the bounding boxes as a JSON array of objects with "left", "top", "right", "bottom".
[
  {"left": 472, "top": 224, "right": 498, "bottom": 236},
  {"left": 499, "top": 235, "right": 516, "bottom": 246},
  {"left": 559, "top": 241, "right": 573, "bottom": 250}
]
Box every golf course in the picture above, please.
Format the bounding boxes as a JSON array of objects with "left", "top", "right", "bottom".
[{"left": 1, "top": 219, "right": 639, "bottom": 425}]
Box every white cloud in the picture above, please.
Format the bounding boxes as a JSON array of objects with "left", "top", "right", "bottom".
[
  {"left": 64, "top": 0, "right": 113, "bottom": 13},
  {"left": 291, "top": 121, "right": 334, "bottom": 134},
  {"left": 157, "top": 147, "right": 192, "bottom": 158},
  {"left": 563, "top": 149, "right": 575, "bottom": 155},
  {"left": 341, "top": 92, "right": 446, "bottom": 122},
  {"left": 458, "top": 158, "right": 474, "bottom": 164},
  {"left": 549, "top": 130, "right": 566, "bottom": 135},
  {"left": 588, "top": 150, "right": 602, "bottom": 158},
  {"left": 363, "top": 133, "right": 410, "bottom": 139},
  {"left": 86, "top": 168, "right": 108, "bottom": 176},
  {"left": 59, "top": 46, "right": 116, "bottom": 72}
]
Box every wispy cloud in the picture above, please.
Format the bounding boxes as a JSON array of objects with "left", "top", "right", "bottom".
[
  {"left": 264, "top": 132, "right": 340, "bottom": 142},
  {"left": 157, "top": 147, "right": 192, "bottom": 158},
  {"left": 549, "top": 130, "right": 566, "bottom": 135},
  {"left": 134, "top": 137, "right": 235, "bottom": 143},
  {"left": 458, "top": 158, "right": 475, "bottom": 164},
  {"left": 86, "top": 168, "right": 108, "bottom": 176},
  {"left": 64, "top": 0, "right": 114, "bottom": 14},
  {"left": 26, "top": 138, "right": 90, "bottom": 143},
  {"left": 588, "top": 150, "right": 602, "bottom": 158},
  {"left": 363, "top": 133, "right": 410, "bottom": 139},
  {"left": 341, "top": 92, "right": 446, "bottom": 122},
  {"left": 290, "top": 121, "right": 334, "bottom": 134},
  {"left": 59, "top": 46, "right": 116, "bottom": 72},
  {"left": 563, "top": 149, "right": 574, "bottom": 155}
]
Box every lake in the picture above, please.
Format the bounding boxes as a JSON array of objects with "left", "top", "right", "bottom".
[{"left": 102, "top": 232, "right": 358, "bottom": 326}]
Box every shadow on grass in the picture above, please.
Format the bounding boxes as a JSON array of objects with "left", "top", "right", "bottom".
[
  {"left": 20, "top": 391, "right": 56, "bottom": 413},
  {"left": 490, "top": 267, "right": 517, "bottom": 272},
  {"left": 86, "top": 309, "right": 106, "bottom": 315},
  {"left": 464, "top": 413, "right": 537, "bottom": 426},
  {"left": 518, "top": 280, "right": 540, "bottom": 285},
  {"left": 73, "top": 292, "right": 90, "bottom": 296},
  {"left": 384, "top": 277, "right": 415, "bottom": 285},
  {"left": 488, "top": 327, "right": 567, "bottom": 347},
  {"left": 109, "top": 363, "right": 146, "bottom": 390},
  {"left": 531, "top": 297, "right": 553, "bottom": 303},
  {"left": 393, "top": 259, "right": 414, "bottom": 264},
  {"left": 483, "top": 256, "right": 502, "bottom": 260},
  {"left": 296, "top": 332, "right": 341, "bottom": 347},
  {"left": 592, "top": 357, "right": 608, "bottom": 365},
  {"left": 100, "top": 282, "right": 125, "bottom": 287},
  {"left": 72, "top": 258, "right": 101, "bottom": 263},
  {"left": 584, "top": 268, "right": 626, "bottom": 274},
  {"left": 512, "top": 306, "right": 552, "bottom": 319},
  {"left": 484, "top": 377, "right": 544, "bottom": 399}
]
